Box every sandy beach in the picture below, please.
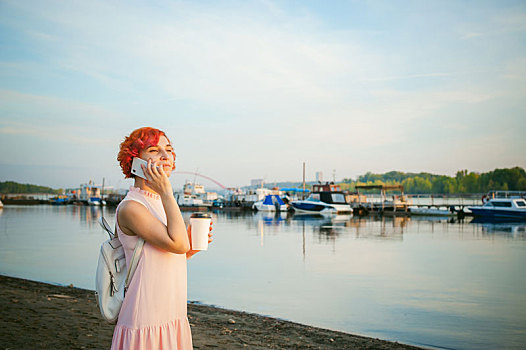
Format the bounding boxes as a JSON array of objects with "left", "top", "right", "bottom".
[{"left": 0, "top": 275, "right": 423, "bottom": 349}]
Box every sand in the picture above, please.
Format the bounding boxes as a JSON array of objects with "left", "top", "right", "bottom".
[{"left": 0, "top": 275, "right": 423, "bottom": 349}]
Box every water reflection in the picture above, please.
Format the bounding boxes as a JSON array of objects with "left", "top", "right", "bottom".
[
  {"left": 247, "top": 211, "right": 526, "bottom": 246},
  {"left": 470, "top": 217, "right": 526, "bottom": 238},
  {"left": 211, "top": 209, "right": 253, "bottom": 220},
  {"left": 68, "top": 205, "right": 117, "bottom": 231},
  {"left": 0, "top": 205, "right": 121, "bottom": 233},
  {"left": 252, "top": 211, "right": 288, "bottom": 225},
  {"left": 289, "top": 214, "right": 410, "bottom": 241}
]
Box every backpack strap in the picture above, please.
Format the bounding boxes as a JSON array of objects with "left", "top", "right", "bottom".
[
  {"left": 124, "top": 235, "right": 144, "bottom": 292},
  {"left": 112, "top": 220, "right": 145, "bottom": 293},
  {"left": 113, "top": 201, "right": 147, "bottom": 291},
  {"left": 98, "top": 216, "right": 114, "bottom": 239}
]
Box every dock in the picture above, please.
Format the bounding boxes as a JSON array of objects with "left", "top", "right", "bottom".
[{"left": 349, "top": 185, "right": 481, "bottom": 217}]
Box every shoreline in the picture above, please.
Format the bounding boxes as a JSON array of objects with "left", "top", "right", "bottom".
[{"left": 0, "top": 274, "right": 424, "bottom": 349}]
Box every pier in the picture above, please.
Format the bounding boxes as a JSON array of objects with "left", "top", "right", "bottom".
[
  {"left": 0, "top": 185, "right": 502, "bottom": 219},
  {"left": 349, "top": 185, "right": 482, "bottom": 217}
]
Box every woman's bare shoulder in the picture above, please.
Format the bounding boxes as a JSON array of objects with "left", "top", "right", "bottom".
[
  {"left": 118, "top": 200, "right": 148, "bottom": 219},
  {"left": 117, "top": 200, "right": 150, "bottom": 234}
]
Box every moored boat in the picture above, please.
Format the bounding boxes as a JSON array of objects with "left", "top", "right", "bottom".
[
  {"left": 87, "top": 197, "right": 106, "bottom": 206},
  {"left": 50, "top": 195, "right": 69, "bottom": 205},
  {"left": 252, "top": 195, "right": 289, "bottom": 212},
  {"left": 291, "top": 183, "right": 352, "bottom": 214},
  {"left": 176, "top": 181, "right": 215, "bottom": 210},
  {"left": 409, "top": 206, "right": 455, "bottom": 216},
  {"left": 469, "top": 197, "right": 526, "bottom": 220},
  {"left": 79, "top": 181, "right": 108, "bottom": 205}
]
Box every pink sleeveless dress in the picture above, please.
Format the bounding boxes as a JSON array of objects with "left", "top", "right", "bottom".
[{"left": 111, "top": 186, "right": 193, "bottom": 350}]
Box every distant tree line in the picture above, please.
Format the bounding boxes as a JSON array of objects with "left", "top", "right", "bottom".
[
  {"left": 2, "top": 166, "right": 526, "bottom": 195},
  {"left": 0, "top": 181, "right": 60, "bottom": 194},
  {"left": 341, "top": 167, "right": 526, "bottom": 194}
]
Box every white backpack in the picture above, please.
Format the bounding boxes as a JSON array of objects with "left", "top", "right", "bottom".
[{"left": 95, "top": 216, "right": 144, "bottom": 323}]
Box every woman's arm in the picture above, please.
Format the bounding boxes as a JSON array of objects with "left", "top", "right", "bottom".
[{"left": 118, "top": 200, "right": 190, "bottom": 254}]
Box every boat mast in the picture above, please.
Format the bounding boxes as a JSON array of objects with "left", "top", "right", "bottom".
[
  {"left": 302, "top": 162, "right": 306, "bottom": 200},
  {"left": 101, "top": 177, "right": 105, "bottom": 216}
]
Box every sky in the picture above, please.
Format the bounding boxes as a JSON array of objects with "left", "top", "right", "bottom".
[{"left": 0, "top": 0, "right": 525, "bottom": 190}]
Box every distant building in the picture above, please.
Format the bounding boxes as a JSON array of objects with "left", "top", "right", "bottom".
[
  {"left": 315, "top": 171, "right": 323, "bottom": 182},
  {"left": 251, "top": 179, "right": 264, "bottom": 187}
]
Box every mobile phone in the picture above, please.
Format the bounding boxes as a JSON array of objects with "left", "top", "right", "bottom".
[{"left": 131, "top": 157, "right": 148, "bottom": 179}]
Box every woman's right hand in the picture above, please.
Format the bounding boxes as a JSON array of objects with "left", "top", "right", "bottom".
[{"left": 141, "top": 159, "right": 173, "bottom": 196}]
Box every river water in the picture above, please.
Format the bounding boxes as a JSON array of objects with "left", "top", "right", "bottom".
[{"left": 0, "top": 205, "right": 525, "bottom": 350}]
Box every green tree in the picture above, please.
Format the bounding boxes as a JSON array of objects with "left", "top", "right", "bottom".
[
  {"left": 343, "top": 166, "right": 525, "bottom": 194},
  {"left": 0, "top": 181, "right": 59, "bottom": 194}
]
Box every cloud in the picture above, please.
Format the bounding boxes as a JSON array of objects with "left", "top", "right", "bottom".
[
  {"left": 460, "top": 7, "right": 526, "bottom": 39},
  {"left": 0, "top": 121, "right": 107, "bottom": 145},
  {"left": 493, "top": 11, "right": 526, "bottom": 33},
  {"left": 5, "top": 1, "right": 379, "bottom": 113},
  {"left": 502, "top": 57, "right": 526, "bottom": 82},
  {"left": 461, "top": 32, "right": 484, "bottom": 40},
  {"left": 361, "top": 73, "right": 451, "bottom": 82},
  {"left": 0, "top": 90, "right": 126, "bottom": 128}
]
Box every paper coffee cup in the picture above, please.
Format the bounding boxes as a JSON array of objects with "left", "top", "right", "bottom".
[{"left": 190, "top": 213, "right": 212, "bottom": 251}]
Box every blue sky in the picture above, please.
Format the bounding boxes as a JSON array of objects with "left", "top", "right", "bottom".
[{"left": 0, "top": 0, "right": 525, "bottom": 190}]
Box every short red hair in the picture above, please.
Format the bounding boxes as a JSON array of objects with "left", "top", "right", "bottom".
[{"left": 117, "top": 127, "right": 174, "bottom": 178}]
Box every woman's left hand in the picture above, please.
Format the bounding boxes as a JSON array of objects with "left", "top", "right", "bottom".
[{"left": 186, "top": 220, "right": 213, "bottom": 260}]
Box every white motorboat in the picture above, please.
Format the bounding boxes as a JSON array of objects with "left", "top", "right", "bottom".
[
  {"left": 469, "top": 197, "right": 526, "bottom": 220},
  {"left": 177, "top": 181, "right": 214, "bottom": 207},
  {"left": 176, "top": 193, "right": 210, "bottom": 207},
  {"left": 291, "top": 183, "right": 352, "bottom": 214},
  {"left": 409, "top": 206, "right": 455, "bottom": 216}
]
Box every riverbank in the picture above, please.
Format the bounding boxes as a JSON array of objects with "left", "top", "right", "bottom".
[{"left": 0, "top": 275, "right": 423, "bottom": 349}]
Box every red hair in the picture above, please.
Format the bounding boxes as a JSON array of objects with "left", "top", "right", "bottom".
[{"left": 117, "top": 127, "right": 175, "bottom": 178}]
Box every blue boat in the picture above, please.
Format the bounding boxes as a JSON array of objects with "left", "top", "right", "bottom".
[
  {"left": 469, "top": 197, "right": 526, "bottom": 220},
  {"left": 88, "top": 196, "right": 106, "bottom": 206},
  {"left": 253, "top": 194, "right": 288, "bottom": 212},
  {"left": 291, "top": 183, "right": 352, "bottom": 214},
  {"left": 50, "top": 195, "right": 68, "bottom": 205}
]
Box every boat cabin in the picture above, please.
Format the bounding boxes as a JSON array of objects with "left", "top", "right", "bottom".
[
  {"left": 483, "top": 198, "right": 526, "bottom": 208},
  {"left": 309, "top": 182, "right": 347, "bottom": 204},
  {"left": 312, "top": 183, "right": 342, "bottom": 192}
]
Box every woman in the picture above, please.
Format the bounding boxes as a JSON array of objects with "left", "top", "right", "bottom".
[{"left": 111, "top": 127, "right": 212, "bottom": 350}]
